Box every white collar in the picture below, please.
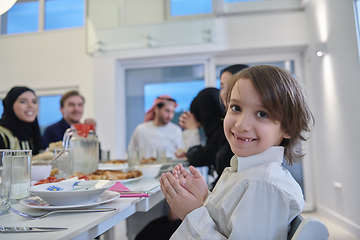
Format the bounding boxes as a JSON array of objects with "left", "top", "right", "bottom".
[{"left": 230, "top": 146, "right": 284, "bottom": 173}]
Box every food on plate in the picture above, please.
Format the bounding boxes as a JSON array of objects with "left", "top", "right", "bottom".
[
  {"left": 103, "top": 159, "right": 127, "bottom": 164},
  {"left": 140, "top": 157, "right": 156, "bottom": 164},
  {"left": 34, "top": 176, "right": 66, "bottom": 185},
  {"left": 32, "top": 141, "right": 63, "bottom": 162},
  {"left": 32, "top": 151, "right": 55, "bottom": 161},
  {"left": 73, "top": 170, "right": 142, "bottom": 180},
  {"left": 48, "top": 141, "right": 63, "bottom": 151},
  {"left": 175, "top": 148, "right": 186, "bottom": 158},
  {"left": 50, "top": 168, "right": 59, "bottom": 176}
]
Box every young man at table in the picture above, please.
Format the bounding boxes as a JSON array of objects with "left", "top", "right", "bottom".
[
  {"left": 42, "top": 90, "right": 96, "bottom": 148},
  {"left": 127, "top": 95, "right": 185, "bottom": 160},
  {"left": 126, "top": 95, "right": 184, "bottom": 240}
]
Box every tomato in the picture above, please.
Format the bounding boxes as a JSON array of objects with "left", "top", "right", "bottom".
[
  {"left": 78, "top": 175, "right": 89, "bottom": 181},
  {"left": 58, "top": 178, "right": 66, "bottom": 181},
  {"left": 47, "top": 176, "right": 57, "bottom": 183},
  {"left": 35, "top": 179, "right": 50, "bottom": 185}
]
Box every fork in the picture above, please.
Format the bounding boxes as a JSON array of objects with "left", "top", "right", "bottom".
[{"left": 9, "top": 207, "right": 116, "bottom": 220}]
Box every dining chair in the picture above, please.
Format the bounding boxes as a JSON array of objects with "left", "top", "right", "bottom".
[{"left": 287, "top": 215, "right": 329, "bottom": 240}]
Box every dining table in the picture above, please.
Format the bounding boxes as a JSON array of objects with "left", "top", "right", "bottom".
[
  {"left": 0, "top": 176, "right": 165, "bottom": 240},
  {"left": 0, "top": 158, "right": 190, "bottom": 240}
]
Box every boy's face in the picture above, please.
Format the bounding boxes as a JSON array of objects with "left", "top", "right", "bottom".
[{"left": 224, "top": 78, "right": 290, "bottom": 157}]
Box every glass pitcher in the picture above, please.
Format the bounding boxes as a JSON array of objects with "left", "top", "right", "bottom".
[{"left": 63, "top": 124, "right": 99, "bottom": 174}]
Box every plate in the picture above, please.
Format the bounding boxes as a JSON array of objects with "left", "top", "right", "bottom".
[
  {"left": 117, "top": 176, "right": 142, "bottom": 183},
  {"left": 20, "top": 191, "right": 120, "bottom": 210},
  {"left": 98, "top": 163, "right": 128, "bottom": 170}
]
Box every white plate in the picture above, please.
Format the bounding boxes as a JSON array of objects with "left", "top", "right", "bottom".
[
  {"left": 98, "top": 163, "right": 128, "bottom": 170},
  {"left": 117, "top": 176, "right": 142, "bottom": 183},
  {"left": 20, "top": 191, "right": 120, "bottom": 210}
]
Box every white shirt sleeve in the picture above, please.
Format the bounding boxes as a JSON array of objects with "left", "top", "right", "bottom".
[
  {"left": 182, "top": 129, "right": 201, "bottom": 151},
  {"left": 127, "top": 127, "right": 139, "bottom": 152},
  {"left": 171, "top": 180, "right": 302, "bottom": 240}
]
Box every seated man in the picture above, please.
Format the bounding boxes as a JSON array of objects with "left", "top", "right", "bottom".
[
  {"left": 42, "top": 91, "right": 96, "bottom": 148},
  {"left": 128, "top": 95, "right": 184, "bottom": 160}
]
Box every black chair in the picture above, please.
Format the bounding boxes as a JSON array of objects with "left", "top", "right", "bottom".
[{"left": 288, "top": 215, "right": 329, "bottom": 240}]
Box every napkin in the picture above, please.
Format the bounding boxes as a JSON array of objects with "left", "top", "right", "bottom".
[{"left": 109, "top": 182, "right": 149, "bottom": 198}]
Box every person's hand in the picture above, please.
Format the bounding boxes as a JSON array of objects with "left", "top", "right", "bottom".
[
  {"left": 84, "top": 118, "right": 97, "bottom": 127},
  {"left": 167, "top": 209, "right": 180, "bottom": 221},
  {"left": 178, "top": 112, "right": 200, "bottom": 129},
  {"left": 172, "top": 164, "right": 208, "bottom": 201},
  {"left": 160, "top": 172, "right": 203, "bottom": 220}
]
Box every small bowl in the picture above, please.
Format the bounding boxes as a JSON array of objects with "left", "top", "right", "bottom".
[
  {"left": 133, "top": 164, "right": 162, "bottom": 178},
  {"left": 31, "top": 165, "right": 52, "bottom": 182},
  {"left": 27, "top": 180, "right": 115, "bottom": 206}
]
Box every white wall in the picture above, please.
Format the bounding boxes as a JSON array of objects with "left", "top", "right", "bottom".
[
  {"left": 0, "top": 29, "right": 94, "bottom": 120},
  {"left": 303, "top": 0, "right": 360, "bottom": 237}
]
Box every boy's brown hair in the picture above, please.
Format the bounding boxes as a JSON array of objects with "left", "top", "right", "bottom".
[
  {"left": 225, "top": 65, "right": 314, "bottom": 164},
  {"left": 60, "top": 91, "right": 84, "bottom": 108}
]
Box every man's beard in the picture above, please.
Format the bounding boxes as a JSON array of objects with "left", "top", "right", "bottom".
[{"left": 158, "top": 116, "right": 169, "bottom": 125}]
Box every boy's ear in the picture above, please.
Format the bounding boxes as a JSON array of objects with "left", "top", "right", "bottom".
[{"left": 283, "top": 133, "right": 291, "bottom": 139}]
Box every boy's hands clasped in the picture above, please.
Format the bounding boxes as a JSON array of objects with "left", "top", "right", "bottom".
[{"left": 160, "top": 164, "right": 208, "bottom": 220}]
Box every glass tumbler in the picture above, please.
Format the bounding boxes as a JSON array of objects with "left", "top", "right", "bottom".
[
  {"left": 10, "top": 150, "right": 31, "bottom": 203},
  {"left": 0, "top": 150, "right": 12, "bottom": 216}
]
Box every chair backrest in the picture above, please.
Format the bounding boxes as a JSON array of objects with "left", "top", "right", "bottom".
[{"left": 288, "top": 215, "right": 329, "bottom": 240}]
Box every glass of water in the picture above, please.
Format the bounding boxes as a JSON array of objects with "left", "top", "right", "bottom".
[
  {"left": 0, "top": 150, "right": 12, "bottom": 216},
  {"left": 11, "top": 150, "right": 31, "bottom": 203}
]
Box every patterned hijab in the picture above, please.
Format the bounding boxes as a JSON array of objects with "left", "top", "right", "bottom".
[{"left": 0, "top": 86, "right": 43, "bottom": 154}]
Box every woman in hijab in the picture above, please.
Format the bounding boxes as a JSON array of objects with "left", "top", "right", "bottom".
[
  {"left": 180, "top": 87, "right": 228, "bottom": 172},
  {"left": 0, "top": 86, "right": 43, "bottom": 155}
]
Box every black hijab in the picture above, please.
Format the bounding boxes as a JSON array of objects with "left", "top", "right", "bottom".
[
  {"left": 0, "top": 86, "right": 43, "bottom": 154},
  {"left": 190, "top": 87, "right": 225, "bottom": 138}
]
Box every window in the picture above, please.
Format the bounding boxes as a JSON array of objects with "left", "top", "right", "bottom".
[
  {"left": 354, "top": 0, "right": 360, "bottom": 60},
  {"left": 125, "top": 64, "right": 205, "bottom": 146},
  {"left": 45, "top": 0, "right": 84, "bottom": 30},
  {"left": 38, "top": 95, "right": 62, "bottom": 134},
  {"left": 0, "top": 0, "right": 84, "bottom": 35},
  {"left": 224, "top": 0, "right": 262, "bottom": 2},
  {"left": 0, "top": 100, "right": 3, "bottom": 115},
  {"left": 1, "top": 0, "right": 39, "bottom": 34},
  {"left": 169, "top": 0, "right": 213, "bottom": 17}
]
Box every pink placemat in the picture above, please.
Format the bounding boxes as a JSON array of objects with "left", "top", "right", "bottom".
[{"left": 109, "top": 182, "right": 149, "bottom": 198}]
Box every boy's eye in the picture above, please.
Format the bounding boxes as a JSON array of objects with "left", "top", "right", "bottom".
[
  {"left": 257, "top": 111, "right": 268, "bottom": 118},
  {"left": 230, "top": 105, "right": 241, "bottom": 112}
]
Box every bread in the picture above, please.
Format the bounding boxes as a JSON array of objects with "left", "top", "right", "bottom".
[
  {"left": 50, "top": 168, "right": 58, "bottom": 176},
  {"left": 32, "top": 151, "right": 55, "bottom": 161},
  {"left": 49, "top": 141, "right": 63, "bottom": 151}
]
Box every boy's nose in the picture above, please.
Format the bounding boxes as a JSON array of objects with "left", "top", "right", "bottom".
[{"left": 234, "top": 113, "right": 251, "bottom": 132}]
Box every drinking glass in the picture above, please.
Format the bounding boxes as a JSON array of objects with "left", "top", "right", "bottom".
[
  {"left": 10, "top": 150, "right": 31, "bottom": 203},
  {"left": 0, "top": 150, "right": 12, "bottom": 216},
  {"left": 52, "top": 148, "right": 73, "bottom": 179},
  {"left": 156, "top": 147, "right": 167, "bottom": 164},
  {"left": 128, "top": 149, "right": 139, "bottom": 167}
]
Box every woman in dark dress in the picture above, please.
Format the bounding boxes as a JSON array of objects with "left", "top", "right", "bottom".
[{"left": 0, "top": 86, "right": 43, "bottom": 155}]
